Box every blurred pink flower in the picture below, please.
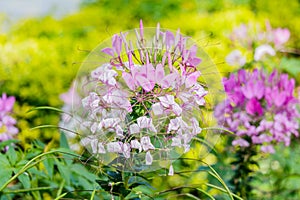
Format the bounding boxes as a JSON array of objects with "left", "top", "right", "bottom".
[
  {"left": 273, "top": 28, "right": 290, "bottom": 47},
  {"left": 215, "top": 69, "right": 299, "bottom": 153},
  {"left": 0, "top": 93, "right": 18, "bottom": 142},
  {"left": 226, "top": 50, "right": 246, "bottom": 66}
]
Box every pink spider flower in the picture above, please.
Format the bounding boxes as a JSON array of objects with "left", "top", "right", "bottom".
[
  {"left": 77, "top": 21, "right": 207, "bottom": 171},
  {"left": 0, "top": 93, "right": 18, "bottom": 142},
  {"left": 215, "top": 69, "right": 299, "bottom": 153}
]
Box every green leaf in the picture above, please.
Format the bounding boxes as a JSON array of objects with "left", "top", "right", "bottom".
[
  {"left": 59, "top": 132, "right": 70, "bottom": 149},
  {"left": 76, "top": 175, "right": 93, "bottom": 190},
  {"left": 71, "top": 164, "right": 97, "bottom": 182},
  {"left": 17, "top": 172, "right": 31, "bottom": 189},
  {"left": 7, "top": 146, "right": 18, "bottom": 166},
  {"left": 27, "top": 106, "right": 71, "bottom": 115},
  {"left": 55, "top": 159, "right": 71, "bottom": 185},
  {"left": 0, "top": 169, "right": 13, "bottom": 188},
  {"left": 43, "top": 156, "right": 54, "bottom": 179},
  {"left": 279, "top": 57, "right": 300, "bottom": 82},
  {"left": 59, "top": 133, "right": 73, "bottom": 166},
  {"left": 0, "top": 154, "right": 10, "bottom": 167},
  {"left": 28, "top": 167, "right": 48, "bottom": 178},
  {"left": 0, "top": 139, "right": 19, "bottom": 150}
]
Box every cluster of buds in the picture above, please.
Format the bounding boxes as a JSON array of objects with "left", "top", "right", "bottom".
[{"left": 77, "top": 21, "right": 207, "bottom": 172}]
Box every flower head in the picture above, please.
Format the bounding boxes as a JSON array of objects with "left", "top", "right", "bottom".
[
  {"left": 215, "top": 69, "right": 299, "bottom": 153},
  {"left": 0, "top": 93, "right": 18, "bottom": 142},
  {"left": 227, "top": 23, "right": 290, "bottom": 67},
  {"left": 75, "top": 21, "right": 208, "bottom": 172}
]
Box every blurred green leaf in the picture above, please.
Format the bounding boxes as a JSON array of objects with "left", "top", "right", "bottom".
[
  {"left": 17, "top": 172, "right": 31, "bottom": 189},
  {"left": 0, "top": 140, "right": 19, "bottom": 151},
  {"left": 55, "top": 158, "right": 71, "bottom": 185},
  {"left": 7, "top": 147, "right": 18, "bottom": 166},
  {"left": 43, "top": 156, "right": 54, "bottom": 179},
  {"left": 0, "top": 154, "right": 13, "bottom": 187},
  {"left": 279, "top": 57, "right": 300, "bottom": 82}
]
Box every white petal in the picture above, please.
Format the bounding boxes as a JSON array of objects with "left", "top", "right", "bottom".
[
  {"left": 141, "top": 136, "right": 155, "bottom": 151},
  {"left": 137, "top": 116, "right": 149, "bottom": 129},
  {"left": 91, "top": 139, "right": 98, "bottom": 154},
  {"left": 116, "top": 125, "right": 124, "bottom": 138},
  {"left": 172, "top": 103, "right": 182, "bottom": 116},
  {"left": 122, "top": 143, "right": 131, "bottom": 158},
  {"left": 98, "top": 143, "right": 106, "bottom": 154},
  {"left": 152, "top": 103, "right": 163, "bottom": 115},
  {"left": 145, "top": 151, "right": 153, "bottom": 165},
  {"left": 129, "top": 123, "right": 140, "bottom": 134},
  {"left": 171, "top": 137, "right": 182, "bottom": 147},
  {"left": 80, "top": 137, "right": 91, "bottom": 147},
  {"left": 107, "top": 142, "right": 123, "bottom": 153},
  {"left": 168, "top": 164, "right": 174, "bottom": 176},
  {"left": 168, "top": 118, "right": 181, "bottom": 132},
  {"left": 254, "top": 44, "right": 275, "bottom": 61},
  {"left": 130, "top": 139, "right": 142, "bottom": 152}
]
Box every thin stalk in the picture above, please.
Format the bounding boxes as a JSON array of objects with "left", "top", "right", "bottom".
[
  {"left": 3, "top": 187, "right": 53, "bottom": 194},
  {"left": 205, "top": 183, "right": 243, "bottom": 200},
  {"left": 230, "top": 144, "right": 257, "bottom": 199},
  {"left": 90, "top": 189, "right": 97, "bottom": 200}
]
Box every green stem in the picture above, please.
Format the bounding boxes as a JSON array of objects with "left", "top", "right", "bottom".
[
  {"left": 90, "top": 189, "right": 97, "bottom": 200},
  {"left": 2, "top": 186, "right": 53, "bottom": 194},
  {"left": 231, "top": 144, "right": 257, "bottom": 199}
]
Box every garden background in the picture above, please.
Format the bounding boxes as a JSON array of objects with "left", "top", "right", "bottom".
[{"left": 0, "top": 0, "right": 300, "bottom": 199}]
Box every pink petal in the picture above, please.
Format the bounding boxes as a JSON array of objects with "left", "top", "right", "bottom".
[
  {"left": 232, "top": 138, "right": 249, "bottom": 147},
  {"left": 139, "top": 19, "right": 144, "bottom": 39},
  {"left": 155, "top": 64, "right": 165, "bottom": 82},
  {"left": 159, "top": 95, "right": 174, "bottom": 107},
  {"left": 122, "top": 72, "right": 136, "bottom": 90},
  {"left": 160, "top": 72, "right": 178, "bottom": 89},
  {"left": 136, "top": 75, "right": 155, "bottom": 92},
  {"left": 165, "top": 31, "right": 175, "bottom": 49},
  {"left": 146, "top": 63, "right": 156, "bottom": 83},
  {"left": 112, "top": 35, "right": 122, "bottom": 56},
  {"left": 101, "top": 47, "right": 114, "bottom": 57},
  {"left": 172, "top": 104, "right": 182, "bottom": 116},
  {"left": 246, "top": 98, "right": 263, "bottom": 116},
  {"left": 185, "top": 71, "right": 201, "bottom": 88}
]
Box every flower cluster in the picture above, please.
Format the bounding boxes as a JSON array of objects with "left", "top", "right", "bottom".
[
  {"left": 0, "top": 93, "right": 18, "bottom": 142},
  {"left": 215, "top": 69, "right": 299, "bottom": 153},
  {"left": 77, "top": 21, "right": 207, "bottom": 172},
  {"left": 226, "top": 22, "right": 290, "bottom": 66}
]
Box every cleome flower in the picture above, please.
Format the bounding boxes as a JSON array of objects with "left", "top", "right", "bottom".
[
  {"left": 215, "top": 69, "right": 299, "bottom": 153},
  {"left": 77, "top": 20, "right": 207, "bottom": 172},
  {"left": 226, "top": 22, "right": 290, "bottom": 66},
  {"left": 0, "top": 93, "right": 18, "bottom": 142}
]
